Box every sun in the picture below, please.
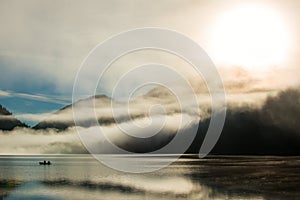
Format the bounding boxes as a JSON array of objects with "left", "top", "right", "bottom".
[{"left": 210, "top": 5, "right": 291, "bottom": 70}]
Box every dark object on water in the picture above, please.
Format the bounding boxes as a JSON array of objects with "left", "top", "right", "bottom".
[{"left": 39, "top": 160, "right": 51, "bottom": 165}]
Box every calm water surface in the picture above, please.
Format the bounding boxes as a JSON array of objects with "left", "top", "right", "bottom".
[{"left": 0, "top": 155, "right": 300, "bottom": 200}]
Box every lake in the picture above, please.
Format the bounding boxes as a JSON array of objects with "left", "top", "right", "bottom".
[{"left": 0, "top": 155, "right": 300, "bottom": 200}]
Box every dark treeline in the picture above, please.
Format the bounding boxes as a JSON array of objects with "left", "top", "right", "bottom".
[{"left": 188, "top": 88, "right": 300, "bottom": 155}]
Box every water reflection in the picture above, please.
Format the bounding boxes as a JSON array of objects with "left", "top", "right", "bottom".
[{"left": 0, "top": 155, "right": 299, "bottom": 199}]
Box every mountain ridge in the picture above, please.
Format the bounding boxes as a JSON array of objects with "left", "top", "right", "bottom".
[
  {"left": 0, "top": 104, "right": 28, "bottom": 130},
  {"left": 6, "top": 88, "right": 300, "bottom": 155},
  {"left": 33, "top": 94, "right": 113, "bottom": 130}
]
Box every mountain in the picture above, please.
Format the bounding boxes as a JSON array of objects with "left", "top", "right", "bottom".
[
  {"left": 0, "top": 104, "right": 28, "bottom": 130},
  {"left": 33, "top": 95, "right": 118, "bottom": 130},
  {"left": 33, "top": 87, "right": 300, "bottom": 155},
  {"left": 33, "top": 93, "right": 168, "bottom": 130}
]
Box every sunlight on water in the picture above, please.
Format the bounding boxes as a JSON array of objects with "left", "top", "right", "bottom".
[{"left": 0, "top": 155, "right": 299, "bottom": 199}]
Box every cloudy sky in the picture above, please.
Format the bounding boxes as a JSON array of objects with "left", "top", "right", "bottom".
[{"left": 0, "top": 0, "right": 300, "bottom": 126}]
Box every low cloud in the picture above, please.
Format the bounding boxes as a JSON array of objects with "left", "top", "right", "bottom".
[
  {"left": 0, "top": 127, "right": 87, "bottom": 154},
  {"left": 1, "top": 84, "right": 300, "bottom": 155},
  {"left": 34, "top": 91, "right": 202, "bottom": 129},
  {"left": 0, "top": 112, "right": 197, "bottom": 154}
]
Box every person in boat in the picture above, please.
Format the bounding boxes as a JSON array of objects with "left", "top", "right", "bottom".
[{"left": 40, "top": 160, "right": 51, "bottom": 165}]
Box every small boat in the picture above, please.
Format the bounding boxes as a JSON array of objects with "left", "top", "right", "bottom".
[{"left": 39, "top": 160, "right": 51, "bottom": 165}]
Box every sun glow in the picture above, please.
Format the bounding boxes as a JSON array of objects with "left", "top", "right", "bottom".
[{"left": 210, "top": 5, "right": 291, "bottom": 69}]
